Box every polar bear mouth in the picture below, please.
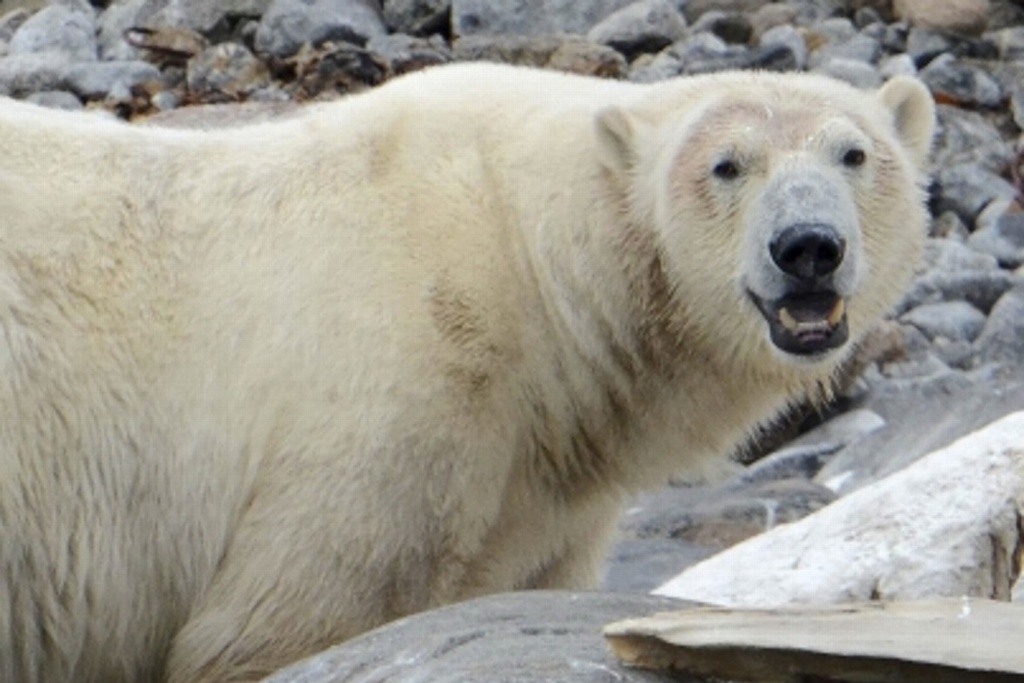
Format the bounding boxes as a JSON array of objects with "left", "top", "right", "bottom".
[{"left": 749, "top": 291, "right": 849, "bottom": 356}]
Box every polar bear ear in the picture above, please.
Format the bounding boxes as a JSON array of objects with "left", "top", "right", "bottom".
[
  {"left": 877, "top": 76, "right": 935, "bottom": 169},
  {"left": 595, "top": 106, "right": 641, "bottom": 176}
]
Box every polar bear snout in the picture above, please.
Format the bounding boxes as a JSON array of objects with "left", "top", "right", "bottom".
[{"left": 769, "top": 223, "right": 846, "bottom": 282}]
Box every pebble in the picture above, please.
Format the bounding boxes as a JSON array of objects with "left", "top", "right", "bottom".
[
  {"left": 9, "top": 4, "right": 97, "bottom": 61},
  {"left": 586, "top": 0, "right": 688, "bottom": 60},
  {"left": 255, "top": 0, "right": 388, "bottom": 57},
  {"left": 919, "top": 54, "right": 1002, "bottom": 107},
  {"left": 381, "top": 0, "right": 449, "bottom": 37},
  {"left": 968, "top": 211, "right": 1024, "bottom": 269},
  {"left": 900, "top": 301, "right": 987, "bottom": 342}
]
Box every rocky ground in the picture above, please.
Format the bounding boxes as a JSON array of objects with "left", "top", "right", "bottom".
[{"left": 3, "top": 0, "right": 1024, "bottom": 680}]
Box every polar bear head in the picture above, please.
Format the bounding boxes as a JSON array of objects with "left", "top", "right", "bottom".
[{"left": 596, "top": 73, "right": 934, "bottom": 366}]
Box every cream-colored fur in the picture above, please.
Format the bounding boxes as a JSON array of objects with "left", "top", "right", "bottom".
[{"left": 0, "top": 63, "right": 934, "bottom": 683}]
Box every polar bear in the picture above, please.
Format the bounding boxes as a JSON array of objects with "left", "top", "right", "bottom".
[{"left": 0, "top": 63, "right": 933, "bottom": 683}]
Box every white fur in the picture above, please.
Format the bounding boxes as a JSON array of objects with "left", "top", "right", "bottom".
[{"left": 0, "top": 63, "right": 934, "bottom": 683}]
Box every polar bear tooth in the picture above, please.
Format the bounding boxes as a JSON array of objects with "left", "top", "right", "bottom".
[
  {"left": 779, "top": 307, "right": 800, "bottom": 332},
  {"left": 827, "top": 298, "right": 846, "bottom": 326}
]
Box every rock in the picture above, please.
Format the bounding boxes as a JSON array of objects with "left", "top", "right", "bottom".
[
  {"left": 748, "top": 3, "right": 797, "bottom": 40},
  {"left": 894, "top": 0, "right": 990, "bottom": 35},
  {"left": 366, "top": 33, "right": 450, "bottom": 74},
  {"left": 896, "top": 269, "right": 1020, "bottom": 314},
  {"left": 453, "top": 36, "right": 627, "bottom": 78},
  {"left": 607, "top": 599, "right": 1024, "bottom": 683},
  {"left": 987, "top": 25, "right": 1024, "bottom": 61},
  {"left": 260, "top": 591, "right": 696, "bottom": 683},
  {"left": 655, "top": 411, "right": 1024, "bottom": 605},
  {"left": 814, "top": 57, "right": 882, "bottom": 88},
  {"left": 968, "top": 211, "right": 1024, "bottom": 269},
  {"left": 817, "top": 370, "right": 1024, "bottom": 492},
  {"left": 381, "top": 0, "right": 450, "bottom": 36},
  {"left": 689, "top": 11, "right": 751, "bottom": 45},
  {"left": 187, "top": 42, "right": 271, "bottom": 100},
  {"left": 900, "top": 301, "right": 987, "bottom": 342},
  {"left": 604, "top": 538, "right": 716, "bottom": 593},
  {"left": 255, "top": 0, "right": 387, "bottom": 57},
  {"left": 739, "top": 442, "right": 843, "bottom": 484},
  {"left": 8, "top": 4, "right": 97, "bottom": 61},
  {"left": 586, "top": 0, "right": 688, "bottom": 60},
  {"left": 0, "top": 7, "right": 29, "bottom": 43},
  {"left": 451, "top": 0, "right": 636, "bottom": 39},
  {"left": 975, "top": 285, "right": 1024, "bottom": 364},
  {"left": 61, "top": 60, "right": 163, "bottom": 100},
  {"left": 0, "top": 53, "right": 72, "bottom": 96},
  {"left": 25, "top": 89, "right": 82, "bottom": 109},
  {"left": 809, "top": 32, "right": 882, "bottom": 68},
  {"left": 616, "top": 478, "right": 836, "bottom": 554},
  {"left": 682, "top": 0, "right": 766, "bottom": 22},
  {"left": 931, "top": 162, "right": 1019, "bottom": 225},
  {"left": 921, "top": 237, "right": 999, "bottom": 272},
  {"left": 758, "top": 23, "right": 807, "bottom": 69},
  {"left": 932, "top": 104, "right": 1016, "bottom": 174},
  {"left": 920, "top": 54, "right": 1002, "bottom": 107}
]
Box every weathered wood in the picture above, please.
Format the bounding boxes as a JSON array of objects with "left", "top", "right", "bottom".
[{"left": 604, "top": 599, "right": 1024, "bottom": 682}]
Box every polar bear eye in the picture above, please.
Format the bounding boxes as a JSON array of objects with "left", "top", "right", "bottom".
[
  {"left": 712, "top": 159, "right": 741, "bottom": 180},
  {"left": 842, "top": 148, "right": 866, "bottom": 168}
]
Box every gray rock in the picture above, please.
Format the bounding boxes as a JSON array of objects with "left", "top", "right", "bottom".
[
  {"left": 879, "top": 52, "right": 917, "bottom": 78},
  {"left": 25, "top": 88, "right": 82, "bottom": 109},
  {"left": 900, "top": 301, "right": 987, "bottom": 342},
  {"left": 968, "top": 212, "right": 1024, "bottom": 269},
  {"left": 931, "top": 162, "right": 1020, "bottom": 225},
  {"left": 975, "top": 285, "right": 1024, "bottom": 365},
  {"left": 749, "top": 3, "right": 798, "bottom": 40},
  {"left": 817, "top": 370, "right": 1024, "bottom": 493},
  {"left": 814, "top": 57, "right": 882, "bottom": 88},
  {"left": 604, "top": 538, "right": 715, "bottom": 592},
  {"left": 740, "top": 442, "right": 843, "bottom": 484},
  {"left": 0, "top": 52, "right": 70, "bottom": 96},
  {"left": 255, "top": 0, "right": 387, "bottom": 57},
  {"left": 929, "top": 210, "right": 970, "bottom": 241},
  {"left": 452, "top": 0, "right": 636, "bottom": 39},
  {"left": 986, "top": 25, "right": 1024, "bottom": 62},
  {"left": 985, "top": 61, "right": 1024, "bottom": 131},
  {"left": 920, "top": 53, "right": 1003, "bottom": 107},
  {"left": 381, "top": 0, "right": 449, "bottom": 36},
  {"left": 897, "top": 269, "right": 1021, "bottom": 314},
  {"left": 759, "top": 23, "right": 808, "bottom": 69},
  {"left": 906, "top": 26, "right": 958, "bottom": 66},
  {"left": 811, "top": 16, "right": 858, "bottom": 45},
  {"left": 586, "top": 0, "right": 688, "bottom": 60},
  {"left": 261, "top": 591, "right": 694, "bottom": 683},
  {"left": 689, "top": 11, "right": 751, "bottom": 45},
  {"left": 187, "top": 42, "right": 270, "bottom": 99},
  {"left": 61, "top": 60, "right": 162, "bottom": 100},
  {"left": 932, "top": 104, "right": 1016, "bottom": 174},
  {"left": 682, "top": 0, "right": 765, "bottom": 22},
  {"left": 9, "top": 4, "right": 97, "bottom": 61},
  {"left": 922, "top": 237, "right": 999, "bottom": 272},
  {"left": 453, "top": 36, "right": 627, "bottom": 78},
  {"left": 366, "top": 33, "right": 450, "bottom": 74},
  {"left": 809, "top": 32, "right": 882, "bottom": 68},
  {"left": 0, "top": 7, "right": 29, "bottom": 42},
  {"left": 618, "top": 479, "right": 836, "bottom": 554}
]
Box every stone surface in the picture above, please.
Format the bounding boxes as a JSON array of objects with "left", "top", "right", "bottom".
[
  {"left": 452, "top": 0, "right": 636, "bottom": 39},
  {"left": 187, "top": 42, "right": 270, "bottom": 99},
  {"left": 968, "top": 212, "right": 1024, "bottom": 269},
  {"left": 920, "top": 54, "right": 1002, "bottom": 107},
  {"left": 607, "top": 599, "right": 1024, "bottom": 682},
  {"left": 894, "top": 0, "right": 990, "bottom": 35},
  {"left": 975, "top": 285, "right": 1024, "bottom": 365},
  {"left": 900, "top": 301, "right": 987, "bottom": 342},
  {"left": 61, "top": 60, "right": 162, "bottom": 100},
  {"left": 655, "top": 412, "right": 1024, "bottom": 605},
  {"left": 586, "top": 0, "right": 688, "bottom": 60},
  {"left": 931, "top": 162, "right": 1019, "bottom": 225},
  {"left": 453, "top": 36, "right": 627, "bottom": 78},
  {"left": 255, "top": 0, "right": 387, "bottom": 57},
  {"left": 381, "top": 0, "right": 450, "bottom": 36},
  {"left": 261, "top": 591, "right": 696, "bottom": 683},
  {"left": 9, "top": 4, "right": 97, "bottom": 61}
]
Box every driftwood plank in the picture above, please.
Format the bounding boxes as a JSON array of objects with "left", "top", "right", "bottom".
[{"left": 604, "top": 599, "right": 1024, "bottom": 682}]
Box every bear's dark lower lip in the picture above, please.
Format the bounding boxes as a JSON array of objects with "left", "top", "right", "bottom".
[{"left": 748, "top": 290, "right": 849, "bottom": 356}]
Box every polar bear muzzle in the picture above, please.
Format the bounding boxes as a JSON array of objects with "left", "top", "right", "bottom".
[{"left": 750, "top": 222, "right": 850, "bottom": 356}]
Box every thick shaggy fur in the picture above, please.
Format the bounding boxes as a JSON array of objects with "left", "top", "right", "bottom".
[{"left": 0, "top": 63, "right": 934, "bottom": 683}]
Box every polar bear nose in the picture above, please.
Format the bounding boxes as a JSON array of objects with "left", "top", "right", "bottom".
[{"left": 770, "top": 224, "right": 846, "bottom": 281}]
